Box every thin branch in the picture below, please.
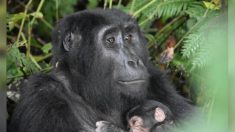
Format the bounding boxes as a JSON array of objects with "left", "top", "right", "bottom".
[
  {"left": 40, "top": 18, "right": 53, "bottom": 30},
  {"left": 29, "top": 0, "right": 45, "bottom": 27},
  {"left": 16, "top": 0, "right": 32, "bottom": 46},
  {"left": 34, "top": 53, "right": 52, "bottom": 62},
  {"left": 104, "top": 0, "right": 108, "bottom": 9},
  {"left": 129, "top": 0, "right": 136, "bottom": 14},
  {"left": 29, "top": 54, "right": 42, "bottom": 70},
  {"left": 133, "top": 0, "right": 157, "bottom": 17},
  {"left": 109, "top": 0, "right": 113, "bottom": 9},
  {"left": 117, "top": 0, "right": 122, "bottom": 8},
  {"left": 27, "top": 0, "right": 45, "bottom": 55},
  {"left": 27, "top": 0, "right": 45, "bottom": 69},
  {"left": 156, "top": 15, "right": 183, "bottom": 35},
  {"left": 55, "top": 0, "right": 59, "bottom": 20},
  {"left": 174, "top": 9, "right": 209, "bottom": 49},
  {"left": 147, "top": 16, "right": 185, "bottom": 49}
]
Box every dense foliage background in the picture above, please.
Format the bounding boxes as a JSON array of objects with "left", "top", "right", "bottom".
[{"left": 7, "top": 0, "right": 227, "bottom": 128}]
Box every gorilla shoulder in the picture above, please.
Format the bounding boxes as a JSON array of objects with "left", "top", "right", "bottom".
[{"left": 20, "top": 73, "right": 67, "bottom": 98}]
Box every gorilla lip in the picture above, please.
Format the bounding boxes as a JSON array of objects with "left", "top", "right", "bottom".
[{"left": 118, "top": 79, "right": 146, "bottom": 85}]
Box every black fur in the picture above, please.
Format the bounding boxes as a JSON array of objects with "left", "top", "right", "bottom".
[
  {"left": 8, "top": 9, "right": 193, "bottom": 132},
  {"left": 95, "top": 100, "right": 175, "bottom": 132}
]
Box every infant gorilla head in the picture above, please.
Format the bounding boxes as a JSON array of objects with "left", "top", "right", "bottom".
[
  {"left": 96, "top": 100, "right": 174, "bottom": 132},
  {"left": 127, "top": 100, "right": 174, "bottom": 132}
]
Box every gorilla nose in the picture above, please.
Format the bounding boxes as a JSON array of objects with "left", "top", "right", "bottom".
[{"left": 127, "top": 58, "right": 143, "bottom": 68}]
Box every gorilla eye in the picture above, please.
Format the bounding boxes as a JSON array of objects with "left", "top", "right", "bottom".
[
  {"left": 106, "top": 37, "right": 115, "bottom": 43},
  {"left": 106, "top": 37, "right": 115, "bottom": 44},
  {"left": 124, "top": 34, "right": 132, "bottom": 42}
]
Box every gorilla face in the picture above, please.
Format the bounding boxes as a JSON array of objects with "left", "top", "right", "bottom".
[
  {"left": 96, "top": 23, "right": 149, "bottom": 94},
  {"left": 53, "top": 9, "right": 150, "bottom": 97}
]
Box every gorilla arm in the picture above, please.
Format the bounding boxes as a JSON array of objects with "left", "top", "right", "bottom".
[
  {"left": 8, "top": 73, "right": 96, "bottom": 132},
  {"left": 147, "top": 64, "right": 194, "bottom": 120}
]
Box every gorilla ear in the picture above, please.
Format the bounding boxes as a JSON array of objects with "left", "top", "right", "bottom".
[
  {"left": 63, "top": 32, "right": 82, "bottom": 51},
  {"left": 63, "top": 33, "right": 74, "bottom": 51}
]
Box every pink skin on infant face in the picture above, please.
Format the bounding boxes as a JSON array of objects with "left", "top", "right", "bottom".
[
  {"left": 129, "top": 107, "right": 166, "bottom": 132},
  {"left": 129, "top": 116, "right": 149, "bottom": 132}
]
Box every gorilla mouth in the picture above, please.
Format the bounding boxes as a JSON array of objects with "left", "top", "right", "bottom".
[{"left": 118, "top": 79, "right": 146, "bottom": 85}]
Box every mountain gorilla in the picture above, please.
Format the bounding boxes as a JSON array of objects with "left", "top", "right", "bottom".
[{"left": 9, "top": 9, "right": 194, "bottom": 132}]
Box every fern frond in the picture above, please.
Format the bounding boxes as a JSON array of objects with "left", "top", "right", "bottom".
[
  {"left": 122, "top": 0, "right": 147, "bottom": 14},
  {"left": 181, "top": 22, "right": 212, "bottom": 71},
  {"left": 190, "top": 46, "right": 208, "bottom": 70},
  {"left": 186, "top": 2, "right": 206, "bottom": 20},
  {"left": 132, "top": 0, "right": 197, "bottom": 27},
  {"left": 181, "top": 35, "right": 209, "bottom": 71},
  {"left": 181, "top": 33, "right": 203, "bottom": 58},
  {"left": 139, "top": 0, "right": 195, "bottom": 18}
]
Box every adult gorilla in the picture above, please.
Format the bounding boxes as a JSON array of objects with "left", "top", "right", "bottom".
[{"left": 9, "top": 9, "right": 193, "bottom": 132}]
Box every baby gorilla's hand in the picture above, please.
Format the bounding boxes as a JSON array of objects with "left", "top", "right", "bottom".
[
  {"left": 95, "top": 121, "right": 110, "bottom": 132},
  {"left": 95, "top": 121, "right": 125, "bottom": 132}
]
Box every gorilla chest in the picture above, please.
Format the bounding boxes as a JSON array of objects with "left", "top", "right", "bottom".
[{"left": 104, "top": 110, "right": 126, "bottom": 128}]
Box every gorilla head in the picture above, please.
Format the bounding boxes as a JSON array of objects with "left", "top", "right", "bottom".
[{"left": 52, "top": 9, "right": 150, "bottom": 111}]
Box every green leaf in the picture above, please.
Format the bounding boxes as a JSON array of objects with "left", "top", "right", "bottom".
[
  {"left": 30, "top": 12, "right": 44, "bottom": 18},
  {"left": 41, "top": 43, "right": 52, "bottom": 54},
  {"left": 7, "top": 12, "right": 26, "bottom": 23},
  {"left": 127, "top": 0, "right": 148, "bottom": 14},
  {"left": 87, "top": 0, "right": 99, "bottom": 9},
  {"left": 7, "top": 12, "right": 27, "bottom": 31},
  {"left": 186, "top": 2, "right": 206, "bottom": 20},
  {"left": 7, "top": 21, "right": 15, "bottom": 31},
  {"left": 140, "top": 0, "right": 194, "bottom": 19},
  {"left": 203, "top": 1, "right": 220, "bottom": 10},
  {"left": 7, "top": 45, "right": 39, "bottom": 81},
  {"left": 181, "top": 33, "right": 203, "bottom": 58}
]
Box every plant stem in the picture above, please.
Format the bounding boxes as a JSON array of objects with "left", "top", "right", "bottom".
[
  {"left": 104, "top": 0, "right": 108, "bottom": 9},
  {"left": 20, "top": 32, "right": 27, "bottom": 46},
  {"left": 117, "top": 0, "right": 122, "bottom": 8},
  {"left": 130, "top": 0, "right": 136, "bottom": 14},
  {"left": 29, "top": 0, "right": 45, "bottom": 27},
  {"left": 40, "top": 18, "right": 53, "bottom": 30},
  {"left": 174, "top": 9, "right": 209, "bottom": 49},
  {"left": 34, "top": 53, "right": 52, "bottom": 62},
  {"left": 16, "top": 0, "right": 32, "bottom": 46},
  {"left": 109, "top": 0, "right": 112, "bottom": 9},
  {"left": 55, "top": 0, "right": 59, "bottom": 21},
  {"left": 156, "top": 15, "right": 183, "bottom": 36},
  {"left": 133, "top": 0, "right": 157, "bottom": 17},
  {"left": 29, "top": 54, "right": 42, "bottom": 69},
  {"left": 148, "top": 16, "right": 186, "bottom": 49},
  {"left": 27, "top": 0, "right": 45, "bottom": 69}
]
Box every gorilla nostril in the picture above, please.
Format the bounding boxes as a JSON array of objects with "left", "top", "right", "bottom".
[
  {"left": 127, "top": 59, "right": 143, "bottom": 68},
  {"left": 137, "top": 59, "right": 140, "bottom": 65},
  {"left": 127, "top": 61, "right": 136, "bottom": 67}
]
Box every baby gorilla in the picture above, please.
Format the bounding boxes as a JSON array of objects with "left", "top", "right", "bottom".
[
  {"left": 127, "top": 100, "right": 174, "bottom": 132},
  {"left": 96, "top": 100, "right": 174, "bottom": 132}
]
